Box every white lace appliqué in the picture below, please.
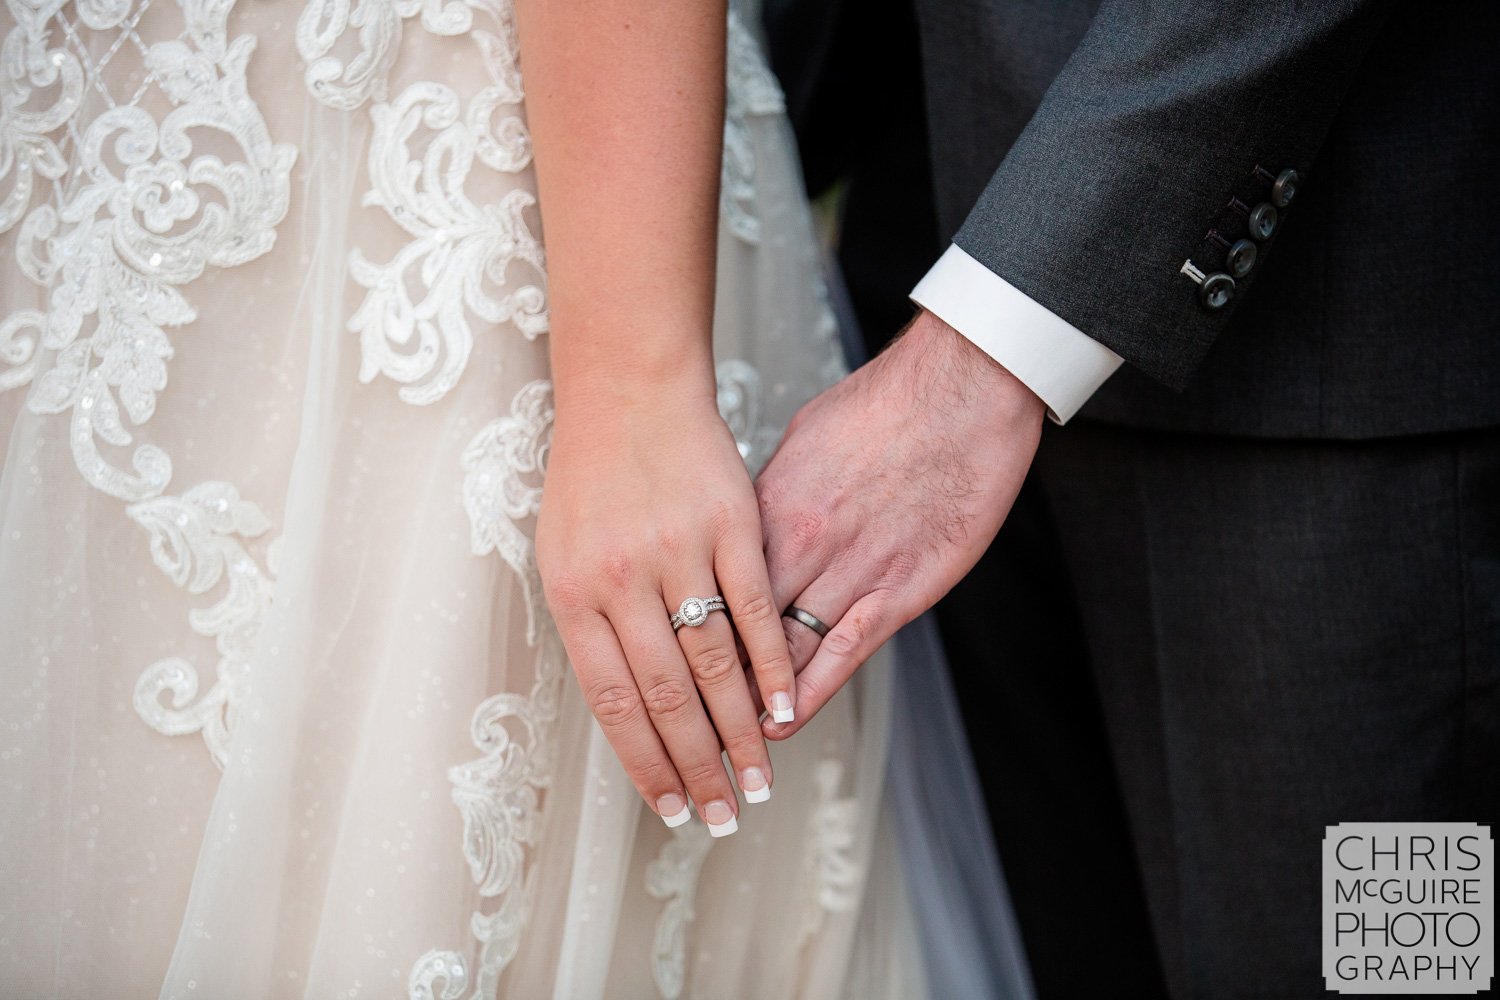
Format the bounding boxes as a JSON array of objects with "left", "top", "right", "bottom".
[
  {"left": 1, "top": 0, "right": 295, "bottom": 764},
  {"left": 305, "top": 0, "right": 548, "bottom": 407},
  {"left": 715, "top": 358, "right": 779, "bottom": 474},
  {"left": 411, "top": 379, "right": 559, "bottom": 999},
  {"left": 720, "top": 8, "right": 784, "bottom": 245},
  {"left": 798, "top": 759, "right": 863, "bottom": 943},
  {"left": 127, "top": 483, "right": 279, "bottom": 767},
  {"left": 645, "top": 823, "right": 716, "bottom": 1000}
]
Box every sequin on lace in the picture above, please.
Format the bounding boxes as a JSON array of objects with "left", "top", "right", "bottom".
[
  {"left": 1, "top": 0, "right": 295, "bottom": 764},
  {"left": 306, "top": 0, "right": 549, "bottom": 407}
]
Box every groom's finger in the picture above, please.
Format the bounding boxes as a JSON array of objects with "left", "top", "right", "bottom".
[
  {"left": 762, "top": 591, "right": 903, "bottom": 741},
  {"left": 781, "top": 572, "right": 861, "bottom": 674},
  {"left": 755, "top": 476, "right": 825, "bottom": 613}
]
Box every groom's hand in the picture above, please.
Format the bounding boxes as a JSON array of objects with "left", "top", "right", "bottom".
[{"left": 755, "top": 309, "right": 1045, "bottom": 738}]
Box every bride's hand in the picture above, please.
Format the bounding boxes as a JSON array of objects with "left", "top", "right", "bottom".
[{"left": 536, "top": 377, "right": 794, "bottom": 833}]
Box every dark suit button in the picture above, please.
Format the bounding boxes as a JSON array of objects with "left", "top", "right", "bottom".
[
  {"left": 1272, "top": 169, "right": 1300, "bottom": 208},
  {"left": 1226, "top": 238, "right": 1257, "bottom": 277},
  {"left": 1249, "top": 202, "right": 1279, "bottom": 240},
  {"left": 1200, "top": 272, "right": 1235, "bottom": 310}
]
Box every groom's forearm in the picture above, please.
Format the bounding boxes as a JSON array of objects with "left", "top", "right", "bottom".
[{"left": 953, "top": 0, "right": 1395, "bottom": 391}]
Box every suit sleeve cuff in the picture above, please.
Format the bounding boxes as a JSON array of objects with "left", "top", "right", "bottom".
[{"left": 910, "top": 244, "right": 1123, "bottom": 424}]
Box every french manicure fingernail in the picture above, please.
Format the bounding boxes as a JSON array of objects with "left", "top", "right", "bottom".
[
  {"left": 740, "top": 767, "right": 771, "bottom": 804},
  {"left": 657, "top": 793, "right": 690, "bottom": 829},
  {"left": 703, "top": 799, "right": 738, "bottom": 837},
  {"left": 768, "top": 690, "right": 794, "bottom": 724}
]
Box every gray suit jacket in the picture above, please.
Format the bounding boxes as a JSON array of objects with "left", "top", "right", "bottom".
[{"left": 912, "top": 0, "right": 1499, "bottom": 438}]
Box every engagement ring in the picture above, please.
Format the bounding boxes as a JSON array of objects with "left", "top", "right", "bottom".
[{"left": 671, "top": 596, "right": 727, "bottom": 630}]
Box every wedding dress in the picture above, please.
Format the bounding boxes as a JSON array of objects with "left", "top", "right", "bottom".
[{"left": 0, "top": 0, "right": 935, "bottom": 996}]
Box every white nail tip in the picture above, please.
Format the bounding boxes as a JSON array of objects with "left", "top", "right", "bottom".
[
  {"left": 707, "top": 815, "right": 739, "bottom": 838},
  {"left": 661, "top": 805, "right": 692, "bottom": 828},
  {"left": 744, "top": 784, "right": 771, "bottom": 804},
  {"left": 770, "top": 707, "right": 794, "bottom": 724}
]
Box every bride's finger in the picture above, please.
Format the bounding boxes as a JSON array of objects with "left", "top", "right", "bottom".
[
  {"left": 613, "top": 596, "right": 742, "bottom": 836},
  {"left": 561, "top": 608, "right": 692, "bottom": 828},
  {"left": 762, "top": 590, "right": 904, "bottom": 742},
  {"left": 670, "top": 581, "right": 775, "bottom": 805},
  {"left": 716, "top": 535, "right": 797, "bottom": 724}
]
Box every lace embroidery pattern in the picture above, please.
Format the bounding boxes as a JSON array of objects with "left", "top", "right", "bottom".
[
  {"left": 409, "top": 633, "right": 565, "bottom": 1000},
  {"left": 17, "top": 14, "right": 295, "bottom": 499},
  {"left": 721, "top": 8, "right": 784, "bottom": 245},
  {"left": 460, "top": 379, "right": 551, "bottom": 638},
  {"left": 2, "top": 0, "right": 295, "bottom": 763},
  {"left": 126, "top": 483, "right": 279, "bottom": 767},
  {"left": 798, "top": 759, "right": 863, "bottom": 944},
  {"left": 305, "top": 0, "right": 548, "bottom": 406},
  {"left": 411, "top": 379, "right": 558, "bottom": 998},
  {"left": 297, "top": 0, "right": 478, "bottom": 111},
  {"left": 645, "top": 823, "right": 716, "bottom": 1000},
  {"left": 715, "top": 358, "right": 779, "bottom": 474}
]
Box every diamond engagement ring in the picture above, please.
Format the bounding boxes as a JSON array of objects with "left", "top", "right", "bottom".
[{"left": 671, "top": 596, "right": 727, "bottom": 631}]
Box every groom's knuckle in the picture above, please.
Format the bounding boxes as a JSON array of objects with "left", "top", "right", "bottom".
[
  {"left": 795, "top": 674, "right": 828, "bottom": 709},
  {"left": 641, "top": 677, "right": 694, "bottom": 717},
  {"left": 587, "top": 683, "right": 643, "bottom": 727},
  {"left": 757, "top": 478, "right": 791, "bottom": 524},
  {"left": 826, "top": 616, "right": 872, "bottom": 658},
  {"left": 881, "top": 547, "right": 922, "bottom": 585},
  {"left": 787, "top": 509, "right": 828, "bottom": 557},
  {"left": 686, "top": 646, "right": 738, "bottom": 686}
]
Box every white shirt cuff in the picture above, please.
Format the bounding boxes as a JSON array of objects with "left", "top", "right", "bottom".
[{"left": 910, "top": 244, "right": 1122, "bottom": 424}]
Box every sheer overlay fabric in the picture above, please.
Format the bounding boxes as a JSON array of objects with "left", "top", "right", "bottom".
[{"left": 0, "top": 0, "right": 928, "bottom": 995}]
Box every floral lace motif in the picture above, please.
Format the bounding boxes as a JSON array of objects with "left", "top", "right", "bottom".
[
  {"left": 716, "top": 358, "right": 779, "bottom": 474},
  {"left": 721, "top": 8, "right": 784, "bottom": 245},
  {"left": 127, "top": 483, "right": 279, "bottom": 767},
  {"left": 1, "top": 0, "right": 295, "bottom": 763},
  {"left": 798, "top": 759, "right": 864, "bottom": 944},
  {"left": 645, "top": 823, "right": 716, "bottom": 1000},
  {"left": 411, "top": 378, "right": 558, "bottom": 998},
  {"left": 409, "top": 633, "right": 565, "bottom": 1000},
  {"left": 460, "top": 379, "right": 551, "bottom": 638},
  {"left": 297, "top": 0, "right": 478, "bottom": 111},
  {"left": 308, "top": 0, "right": 548, "bottom": 406}
]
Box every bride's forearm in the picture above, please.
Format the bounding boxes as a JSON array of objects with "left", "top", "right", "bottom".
[{"left": 516, "top": 0, "right": 727, "bottom": 418}]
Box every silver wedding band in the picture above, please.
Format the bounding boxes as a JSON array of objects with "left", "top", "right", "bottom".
[
  {"left": 671, "top": 596, "right": 727, "bottom": 631},
  {"left": 783, "top": 605, "right": 830, "bottom": 638}
]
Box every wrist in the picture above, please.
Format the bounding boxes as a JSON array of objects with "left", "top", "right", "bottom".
[
  {"left": 895, "top": 309, "right": 1046, "bottom": 428},
  {"left": 552, "top": 342, "right": 717, "bottom": 426},
  {"left": 552, "top": 364, "right": 721, "bottom": 446}
]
